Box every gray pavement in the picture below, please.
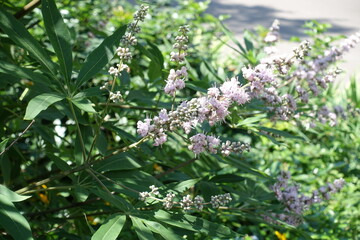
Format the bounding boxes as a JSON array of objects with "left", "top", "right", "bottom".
[{"left": 207, "top": 0, "right": 360, "bottom": 80}]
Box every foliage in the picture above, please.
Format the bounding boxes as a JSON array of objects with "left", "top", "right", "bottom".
[{"left": 0, "top": 0, "right": 358, "bottom": 239}]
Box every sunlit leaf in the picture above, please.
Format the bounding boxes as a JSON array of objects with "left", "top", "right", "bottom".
[
  {"left": 42, "top": 0, "right": 73, "bottom": 82},
  {"left": 24, "top": 92, "right": 65, "bottom": 120},
  {"left": 0, "top": 9, "right": 58, "bottom": 76},
  {"left": 76, "top": 25, "right": 127, "bottom": 89},
  {"left": 0, "top": 194, "right": 33, "bottom": 240},
  {"left": 91, "top": 214, "right": 126, "bottom": 240}
]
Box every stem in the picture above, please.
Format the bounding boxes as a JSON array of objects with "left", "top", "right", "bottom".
[
  {"left": 86, "top": 168, "right": 113, "bottom": 196},
  {"left": 16, "top": 164, "right": 89, "bottom": 194},
  {"left": 94, "top": 136, "right": 149, "bottom": 161},
  {"left": 0, "top": 120, "right": 35, "bottom": 156},
  {"left": 22, "top": 186, "right": 74, "bottom": 195},
  {"left": 14, "top": 0, "right": 41, "bottom": 19},
  {"left": 98, "top": 103, "right": 162, "bottom": 111},
  {"left": 68, "top": 99, "right": 87, "bottom": 162},
  {"left": 16, "top": 137, "right": 149, "bottom": 194},
  {"left": 92, "top": 170, "right": 139, "bottom": 193},
  {"left": 25, "top": 197, "right": 101, "bottom": 218},
  {"left": 85, "top": 73, "right": 118, "bottom": 162}
]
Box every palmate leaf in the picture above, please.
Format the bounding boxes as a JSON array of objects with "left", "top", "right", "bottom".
[
  {"left": 0, "top": 194, "right": 33, "bottom": 240},
  {"left": 91, "top": 214, "right": 126, "bottom": 240},
  {"left": 24, "top": 92, "right": 65, "bottom": 120},
  {"left": 75, "top": 25, "right": 127, "bottom": 89},
  {"left": 42, "top": 0, "right": 73, "bottom": 82},
  {"left": 0, "top": 9, "right": 58, "bottom": 77}
]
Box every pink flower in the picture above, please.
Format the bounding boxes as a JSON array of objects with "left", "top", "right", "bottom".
[
  {"left": 207, "top": 87, "right": 220, "bottom": 97},
  {"left": 154, "top": 132, "right": 167, "bottom": 146},
  {"left": 137, "top": 118, "right": 152, "bottom": 136}
]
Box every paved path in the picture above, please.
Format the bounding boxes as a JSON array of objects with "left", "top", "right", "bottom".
[{"left": 207, "top": 0, "right": 360, "bottom": 80}]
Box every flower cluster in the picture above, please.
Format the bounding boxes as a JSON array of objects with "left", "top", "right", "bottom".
[
  {"left": 264, "top": 19, "right": 280, "bottom": 43},
  {"left": 299, "top": 103, "right": 360, "bottom": 129},
  {"left": 266, "top": 171, "right": 345, "bottom": 226},
  {"left": 188, "top": 133, "right": 250, "bottom": 156},
  {"left": 244, "top": 32, "right": 359, "bottom": 121},
  {"left": 164, "top": 66, "right": 188, "bottom": 96},
  {"left": 101, "top": 5, "right": 149, "bottom": 101},
  {"left": 138, "top": 77, "right": 250, "bottom": 154},
  {"left": 291, "top": 33, "right": 360, "bottom": 100},
  {"left": 164, "top": 25, "right": 190, "bottom": 96},
  {"left": 137, "top": 22, "right": 360, "bottom": 154},
  {"left": 139, "top": 185, "right": 159, "bottom": 201},
  {"left": 210, "top": 193, "right": 232, "bottom": 208},
  {"left": 139, "top": 186, "right": 232, "bottom": 211},
  {"left": 170, "top": 25, "right": 190, "bottom": 63}
]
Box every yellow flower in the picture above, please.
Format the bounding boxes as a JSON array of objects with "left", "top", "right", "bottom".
[
  {"left": 275, "top": 231, "right": 287, "bottom": 240},
  {"left": 38, "top": 193, "right": 49, "bottom": 204}
]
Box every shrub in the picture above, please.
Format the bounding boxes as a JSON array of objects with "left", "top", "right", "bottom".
[{"left": 0, "top": 1, "right": 358, "bottom": 239}]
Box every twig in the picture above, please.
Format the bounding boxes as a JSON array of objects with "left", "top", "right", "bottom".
[
  {"left": 93, "top": 170, "right": 139, "bottom": 193},
  {"left": 93, "top": 136, "right": 149, "bottom": 161},
  {"left": 25, "top": 197, "right": 101, "bottom": 218},
  {"left": 98, "top": 103, "right": 162, "bottom": 111},
  {"left": 16, "top": 137, "right": 148, "bottom": 194},
  {"left": 86, "top": 168, "right": 113, "bottom": 196},
  {"left": 68, "top": 99, "right": 87, "bottom": 162},
  {"left": 22, "top": 186, "right": 74, "bottom": 195},
  {"left": 0, "top": 120, "right": 35, "bottom": 156},
  {"left": 14, "top": 0, "right": 41, "bottom": 19}
]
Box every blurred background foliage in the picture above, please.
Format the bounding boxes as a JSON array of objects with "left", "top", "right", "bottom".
[{"left": 0, "top": 0, "right": 358, "bottom": 239}]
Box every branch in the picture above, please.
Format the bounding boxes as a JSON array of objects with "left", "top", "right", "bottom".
[
  {"left": 16, "top": 137, "right": 149, "bottom": 194},
  {"left": 14, "top": 0, "right": 41, "bottom": 19},
  {"left": 98, "top": 103, "right": 162, "bottom": 111},
  {"left": 25, "top": 197, "right": 101, "bottom": 218},
  {"left": 0, "top": 120, "right": 35, "bottom": 156}
]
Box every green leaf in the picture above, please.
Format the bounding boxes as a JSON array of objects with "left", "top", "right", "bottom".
[
  {"left": 130, "top": 216, "right": 156, "bottom": 240},
  {"left": 154, "top": 210, "right": 237, "bottom": 238},
  {"left": 42, "top": 0, "right": 73, "bottom": 82},
  {"left": 0, "top": 185, "right": 31, "bottom": 202},
  {"left": 0, "top": 60, "right": 51, "bottom": 86},
  {"left": 258, "top": 126, "right": 305, "bottom": 141},
  {"left": 140, "top": 219, "right": 182, "bottom": 240},
  {"left": 24, "top": 92, "right": 65, "bottom": 120},
  {"left": 91, "top": 214, "right": 126, "bottom": 240},
  {"left": 47, "top": 154, "right": 75, "bottom": 181},
  {"left": 0, "top": 194, "right": 33, "bottom": 240},
  {"left": 218, "top": 21, "right": 246, "bottom": 55},
  {"left": 186, "top": 83, "right": 207, "bottom": 93},
  {"left": 71, "top": 97, "right": 97, "bottom": 113},
  {"left": 244, "top": 30, "right": 254, "bottom": 51},
  {"left": 75, "top": 25, "right": 127, "bottom": 89},
  {"left": 0, "top": 139, "right": 8, "bottom": 154},
  {"left": 0, "top": 9, "right": 58, "bottom": 76},
  {"left": 74, "top": 87, "right": 104, "bottom": 98},
  {"left": 171, "top": 179, "right": 200, "bottom": 193},
  {"left": 225, "top": 155, "right": 271, "bottom": 179},
  {"left": 93, "top": 153, "right": 142, "bottom": 172},
  {"left": 90, "top": 188, "right": 131, "bottom": 211},
  {"left": 235, "top": 114, "right": 266, "bottom": 127},
  {"left": 209, "top": 174, "right": 245, "bottom": 183}
]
